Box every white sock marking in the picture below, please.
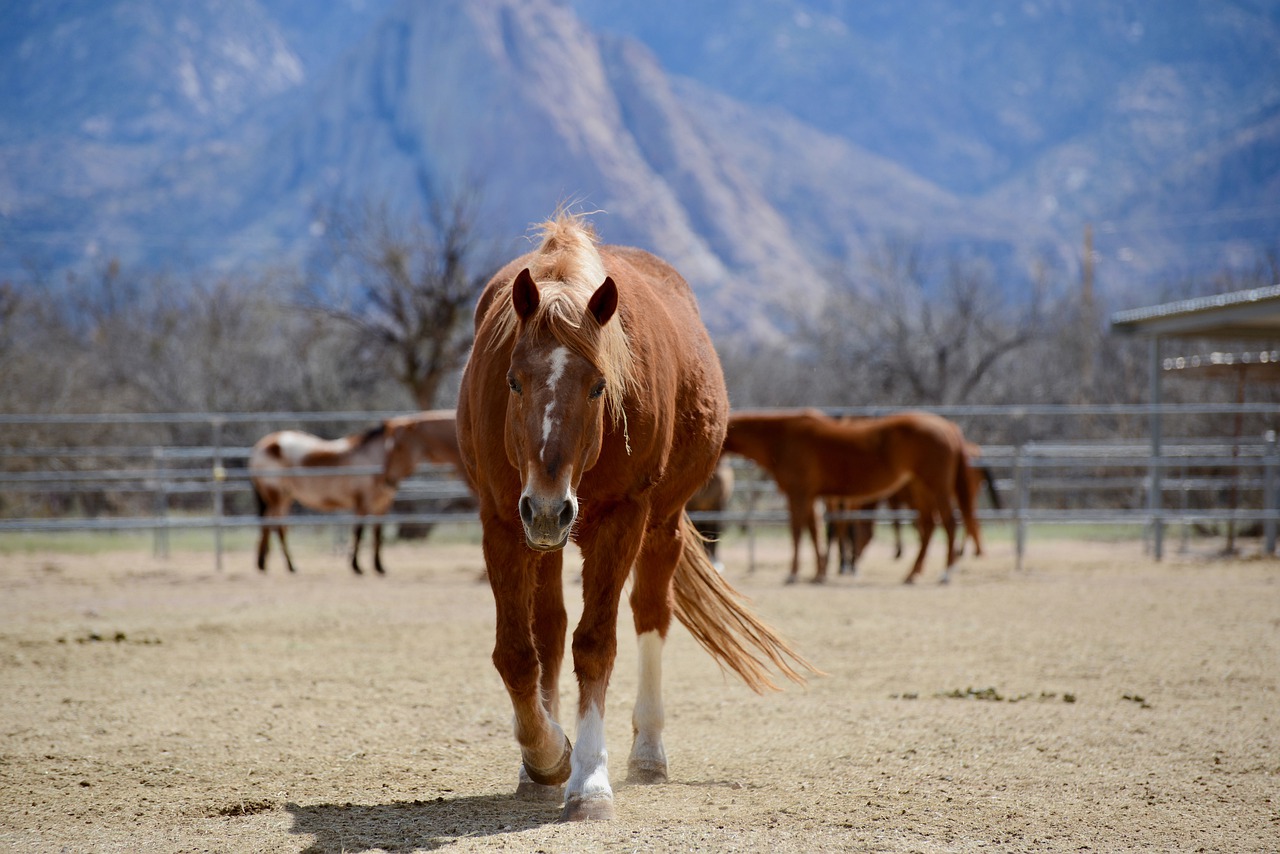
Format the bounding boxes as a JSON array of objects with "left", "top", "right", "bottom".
[
  {"left": 632, "top": 631, "right": 666, "bottom": 768},
  {"left": 567, "top": 702, "right": 611, "bottom": 800}
]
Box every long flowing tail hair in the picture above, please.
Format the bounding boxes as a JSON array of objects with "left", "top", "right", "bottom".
[{"left": 671, "top": 515, "right": 821, "bottom": 693}]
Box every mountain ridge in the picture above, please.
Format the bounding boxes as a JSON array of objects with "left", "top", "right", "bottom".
[{"left": 2, "top": 0, "right": 1276, "bottom": 329}]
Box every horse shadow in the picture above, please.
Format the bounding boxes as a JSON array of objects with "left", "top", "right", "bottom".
[{"left": 285, "top": 792, "right": 560, "bottom": 853}]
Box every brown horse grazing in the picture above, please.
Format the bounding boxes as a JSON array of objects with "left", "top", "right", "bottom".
[
  {"left": 723, "top": 409, "right": 977, "bottom": 585},
  {"left": 457, "top": 213, "right": 814, "bottom": 822},
  {"left": 827, "top": 422, "right": 998, "bottom": 575},
  {"left": 685, "top": 456, "right": 735, "bottom": 570},
  {"left": 249, "top": 410, "right": 464, "bottom": 575}
]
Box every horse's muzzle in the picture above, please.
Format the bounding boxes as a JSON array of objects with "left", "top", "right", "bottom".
[{"left": 519, "top": 493, "right": 576, "bottom": 551}]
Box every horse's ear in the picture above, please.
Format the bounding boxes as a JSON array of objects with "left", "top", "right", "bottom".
[
  {"left": 512, "top": 268, "right": 539, "bottom": 320},
  {"left": 587, "top": 276, "right": 618, "bottom": 327}
]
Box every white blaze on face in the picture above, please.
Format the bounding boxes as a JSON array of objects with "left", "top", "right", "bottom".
[{"left": 540, "top": 347, "right": 570, "bottom": 462}]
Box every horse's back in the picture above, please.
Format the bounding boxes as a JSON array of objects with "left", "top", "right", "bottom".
[{"left": 250, "top": 430, "right": 314, "bottom": 474}]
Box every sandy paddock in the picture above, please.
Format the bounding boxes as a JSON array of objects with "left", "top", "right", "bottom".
[{"left": 1, "top": 531, "right": 1277, "bottom": 852}]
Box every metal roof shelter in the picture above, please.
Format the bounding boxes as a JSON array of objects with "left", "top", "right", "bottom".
[
  {"left": 1111, "top": 283, "right": 1280, "bottom": 558},
  {"left": 1111, "top": 284, "right": 1280, "bottom": 339}
]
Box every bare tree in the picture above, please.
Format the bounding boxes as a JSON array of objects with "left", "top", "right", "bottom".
[
  {"left": 810, "top": 240, "right": 1055, "bottom": 406},
  {"left": 311, "top": 190, "right": 498, "bottom": 409}
]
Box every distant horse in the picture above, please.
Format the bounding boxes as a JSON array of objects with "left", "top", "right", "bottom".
[
  {"left": 456, "top": 213, "right": 815, "bottom": 821},
  {"left": 249, "top": 410, "right": 464, "bottom": 575},
  {"left": 723, "top": 409, "right": 977, "bottom": 584},
  {"left": 826, "top": 419, "right": 998, "bottom": 575},
  {"left": 686, "top": 456, "right": 735, "bottom": 570}
]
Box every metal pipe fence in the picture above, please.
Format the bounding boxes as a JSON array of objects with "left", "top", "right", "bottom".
[{"left": 2, "top": 406, "right": 1279, "bottom": 571}]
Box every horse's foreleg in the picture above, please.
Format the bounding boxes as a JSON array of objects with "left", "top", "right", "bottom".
[
  {"left": 256, "top": 525, "right": 270, "bottom": 571},
  {"left": 805, "top": 499, "right": 826, "bottom": 584},
  {"left": 350, "top": 524, "right": 364, "bottom": 574},
  {"left": 372, "top": 523, "right": 385, "bottom": 575},
  {"left": 519, "top": 549, "right": 567, "bottom": 801},
  {"left": 784, "top": 495, "right": 810, "bottom": 584},
  {"left": 484, "top": 524, "right": 572, "bottom": 794},
  {"left": 563, "top": 513, "right": 646, "bottom": 821}
]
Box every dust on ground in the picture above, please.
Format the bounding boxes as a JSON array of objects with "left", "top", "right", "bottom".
[{"left": 1, "top": 532, "right": 1277, "bottom": 852}]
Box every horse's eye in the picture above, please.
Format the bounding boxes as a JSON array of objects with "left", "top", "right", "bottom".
[
  {"left": 507, "top": 375, "right": 522, "bottom": 394},
  {"left": 589, "top": 379, "right": 606, "bottom": 400}
]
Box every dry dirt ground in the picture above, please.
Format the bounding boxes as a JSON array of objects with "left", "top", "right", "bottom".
[{"left": 1, "top": 530, "right": 1277, "bottom": 853}]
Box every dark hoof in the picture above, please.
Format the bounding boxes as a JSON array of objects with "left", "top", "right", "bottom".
[
  {"left": 561, "top": 793, "right": 615, "bottom": 821},
  {"left": 809, "top": 574, "right": 827, "bottom": 585},
  {"left": 523, "top": 734, "right": 573, "bottom": 787},
  {"left": 784, "top": 574, "right": 799, "bottom": 586}
]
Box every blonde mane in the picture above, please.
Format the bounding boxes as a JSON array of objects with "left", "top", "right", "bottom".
[{"left": 486, "top": 213, "right": 636, "bottom": 431}]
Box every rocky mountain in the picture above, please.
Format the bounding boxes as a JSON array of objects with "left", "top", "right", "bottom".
[{"left": 2, "top": 0, "right": 1277, "bottom": 332}]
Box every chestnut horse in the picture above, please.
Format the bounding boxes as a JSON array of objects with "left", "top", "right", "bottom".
[
  {"left": 723, "top": 409, "right": 977, "bottom": 584},
  {"left": 456, "top": 214, "right": 814, "bottom": 821},
  {"left": 249, "top": 410, "right": 463, "bottom": 574},
  {"left": 828, "top": 454, "right": 999, "bottom": 575},
  {"left": 827, "top": 420, "right": 997, "bottom": 575}
]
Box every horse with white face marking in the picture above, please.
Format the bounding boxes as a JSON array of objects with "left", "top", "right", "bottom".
[
  {"left": 249, "top": 410, "right": 464, "bottom": 575},
  {"left": 457, "top": 213, "right": 816, "bottom": 821}
]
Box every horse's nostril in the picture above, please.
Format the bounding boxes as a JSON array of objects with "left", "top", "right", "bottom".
[
  {"left": 557, "top": 500, "right": 575, "bottom": 529},
  {"left": 519, "top": 495, "right": 534, "bottom": 526}
]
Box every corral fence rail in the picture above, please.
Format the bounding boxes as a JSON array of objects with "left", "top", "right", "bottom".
[{"left": 2, "top": 404, "right": 1279, "bottom": 571}]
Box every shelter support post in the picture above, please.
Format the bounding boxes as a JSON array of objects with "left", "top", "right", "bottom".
[{"left": 1266, "top": 431, "right": 1277, "bottom": 556}]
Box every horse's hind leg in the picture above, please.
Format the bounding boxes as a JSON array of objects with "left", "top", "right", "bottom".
[
  {"left": 625, "top": 517, "right": 683, "bottom": 786},
  {"left": 350, "top": 524, "right": 364, "bottom": 574},
  {"left": 904, "top": 510, "right": 934, "bottom": 584},
  {"left": 938, "top": 499, "right": 959, "bottom": 585},
  {"left": 275, "top": 526, "right": 297, "bottom": 573},
  {"left": 372, "top": 523, "right": 386, "bottom": 575}
]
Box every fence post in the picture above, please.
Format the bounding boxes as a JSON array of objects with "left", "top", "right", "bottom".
[
  {"left": 212, "top": 417, "right": 226, "bottom": 571},
  {"left": 151, "top": 447, "right": 169, "bottom": 559},
  {"left": 1265, "top": 430, "right": 1277, "bottom": 556},
  {"left": 1014, "top": 441, "right": 1027, "bottom": 573}
]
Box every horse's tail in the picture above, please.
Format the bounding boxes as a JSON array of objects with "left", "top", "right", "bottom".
[
  {"left": 672, "top": 514, "right": 822, "bottom": 693},
  {"left": 953, "top": 449, "right": 981, "bottom": 555}
]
